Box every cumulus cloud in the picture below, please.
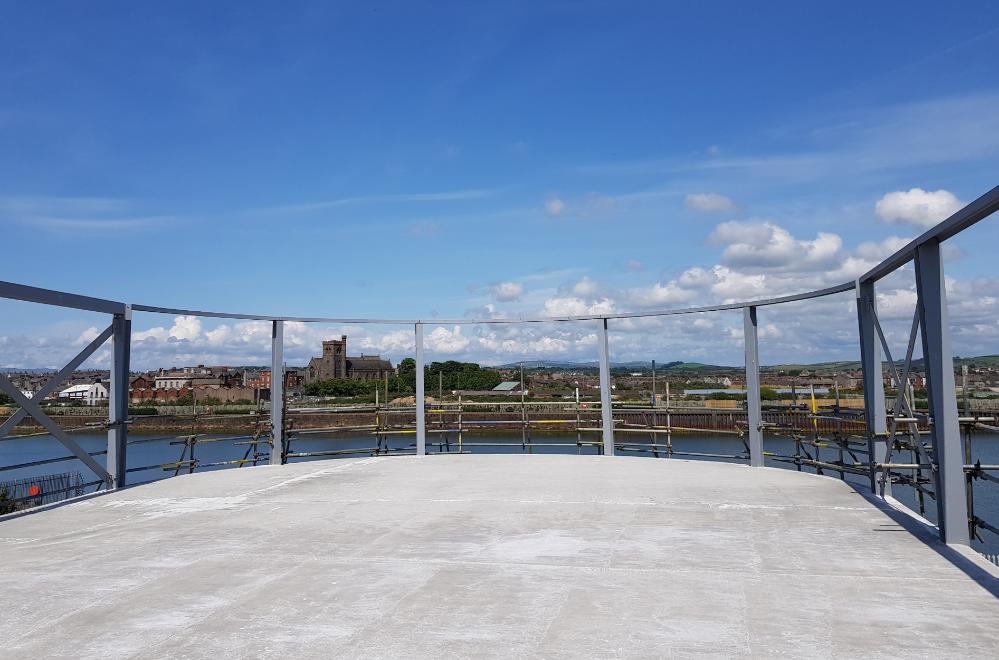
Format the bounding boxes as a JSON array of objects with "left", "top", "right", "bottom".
[
  {"left": 571, "top": 276, "right": 601, "bottom": 297},
  {"left": 425, "top": 325, "right": 470, "bottom": 353},
  {"left": 708, "top": 220, "right": 842, "bottom": 271},
  {"left": 684, "top": 192, "right": 737, "bottom": 213},
  {"left": 544, "top": 197, "right": 566, "bottom": 217},
  {"left": 491, "top": 281, "right": 524, "bottom": 302},
  {"left": 542, "top": 296, "right": 615, "bottom": 317},
  {"left": 623, "top": 281, "right": 697, "bottom": 307},
  {"left": 875, "top": 188, "right": 963, "bottom": 228}
]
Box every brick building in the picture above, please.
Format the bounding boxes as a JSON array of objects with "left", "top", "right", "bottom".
[{"left": 305, "top": 336, "right": 393, "bottom": 384}]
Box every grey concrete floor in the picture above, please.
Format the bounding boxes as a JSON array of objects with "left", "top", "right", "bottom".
[{"left": 1, "top": 455, "right": 998, "bottom": 659}]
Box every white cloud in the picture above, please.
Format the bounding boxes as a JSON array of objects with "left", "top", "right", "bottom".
[
  {"left": 571, "top": 276, "right": 600, "bottom": 298},
  {"left": 626, "top": 259, "right": 644, "bottom": 271},
  {"left": 425, "top": 325, "right": 470, "bottom": 354},
  {"left": 875, "top": 188, "right": 963, "bottom": 229},
  {"left": 544, "top": 196, "right": 566, "bottom": 217},
  {"left": 0, "top": 196, "right": 167, "bottom": 234},
  {"left": 19, "top": 216, "right": 167, "bottom": 233},
  {"left": 72, "top": 326, "right": 102, "bottom": 347},
  {"left": 258, "top": 189, "right": 495, "bottom": 215},
  {"left": 684, "top": 192, "right": 737, "bottom": 213},
  {"left": 623, "top": 281, "right": 697, "bottom": 307},
  {"left": 542, "top": 296, "right": 615, "bottom": 317},
  {"left": 491, "top": 281, "right": 524, "bottom": 302},
  {"left": 708, "top": 220, "right": 842, "bottom": 271}
]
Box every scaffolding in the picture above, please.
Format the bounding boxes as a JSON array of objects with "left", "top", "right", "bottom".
[{"left": 0, "top": 183, "right": 997, "bottom": 560}]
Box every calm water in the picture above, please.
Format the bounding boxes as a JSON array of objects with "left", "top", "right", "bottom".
[{"left": 3, "top": 428, "right": 998, "bottom": 556}]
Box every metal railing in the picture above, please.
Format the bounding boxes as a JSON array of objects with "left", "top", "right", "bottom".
[{"left": 0, "top": 184, "right": 997, "bottom": 550}]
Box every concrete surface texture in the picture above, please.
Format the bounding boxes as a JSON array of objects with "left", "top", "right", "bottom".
[{"left": 2, "top": 455, "right": 998, "bottom": 658}]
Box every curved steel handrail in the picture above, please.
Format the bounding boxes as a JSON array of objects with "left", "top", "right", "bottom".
[{"left": 2, "top": 185, "right": 997, "bottom": 323}]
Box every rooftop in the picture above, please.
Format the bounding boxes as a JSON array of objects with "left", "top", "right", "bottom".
[{"left": 2, "top": 455, "right": 998, "bottom": 657}]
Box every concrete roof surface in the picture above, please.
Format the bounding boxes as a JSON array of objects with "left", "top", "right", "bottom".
[{"left": 2, "top": 455, "right": 998, "bottom": 659}]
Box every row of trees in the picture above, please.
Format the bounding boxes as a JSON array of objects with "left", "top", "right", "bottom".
[
  {"left": 397, "top": 359, "right": 504, "bottom": 392},
  {"left": 304, "top": 360, "right": 504, "bottom": 398}
]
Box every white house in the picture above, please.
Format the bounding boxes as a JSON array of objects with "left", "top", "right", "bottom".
[
  {"left": 58, "top": 382, "right": 110, "bottom": 405},
  {"left": 86, "top": 382, "right": 109, "bottom": 406}
]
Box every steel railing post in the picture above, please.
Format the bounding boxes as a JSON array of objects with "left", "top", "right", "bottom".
[
  {"left": 107, "top": 305, "right": 131, "bottom": 488},
  {"left": 744, "top": 306, "right": 763, "bottom": 467},
  {"left": 270, "top": 320, "right": 284, "bottom": 465},
  {"left": 856, "top": 279, "right": 889, "bottom": 494},
  {"left": 597, "top": 317, "right": 614, "bottom": 456},
  {"left": 415, "top": 322, "right": 426, "bottom": 456},
  {"left": 914, "top": 240, "right": 969, "bottom": 545}
]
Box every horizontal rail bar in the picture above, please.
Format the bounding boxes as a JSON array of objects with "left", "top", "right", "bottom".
[
  {"left": 0, "top": 449, "right": 108, "bottom": 472},
  {"left": 130, "top": 281, "right": 856, "bottom": 324},
  {"left": 0, "top": 280, "right": 125, "bottom": 314}
]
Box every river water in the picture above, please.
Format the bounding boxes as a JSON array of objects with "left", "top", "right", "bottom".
[{"left": 2, "top": 429, "right": 998, "bottom": 556}]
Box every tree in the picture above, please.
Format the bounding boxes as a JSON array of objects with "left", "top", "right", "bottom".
[
  {"left": 427, "top": 360, "right": 502, "bottom": 392},
  {"left": 0, "top": 487, "right": 14, "bottom": 515},
  {"left": 397, "top": 358, "right": 416, "bottom": 378},
  {"left": 304, "top": 378, "right": 375, "bottom": 397},
  {"left": 392, "top": 358, "right": 502, "bottom": 394}
]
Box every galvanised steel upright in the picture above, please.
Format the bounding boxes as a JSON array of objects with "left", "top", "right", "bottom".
[
  {"left": 856, "top": 280, "right": 888, "bottom": 495},
  {"left": 415, "top": 322, "right": 426, "bottom": 456},
  {"left": 914, "top": 240, "right": 969, "bottom": 545},
  {"left": 107, "top": 304, "right": 131, "bottom": 488},
  {"left": 270, "top": 320, "right": 284, "bottom": 465},
  {"left": 743, "top": 306, "right": 763, "bottom": 467},
  {"left": 596, "top": 318, "right": 614, "bottom": 456}
]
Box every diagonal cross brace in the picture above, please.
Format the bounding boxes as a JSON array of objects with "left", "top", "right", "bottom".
[
  {"left": 0, "top": 324, "right": 114, "bottom": 438},
  {"left": 867, "top": 301, "right": 932, "bottom": 485},
  {"left": 0, "top": 372, "right": 114, "bottom": 486},
  {"left": 868, "top": 305, "right": 908, "bottom": 413},
  {"left": 891, "top": 309, "right": 921, "bottom": 418}
]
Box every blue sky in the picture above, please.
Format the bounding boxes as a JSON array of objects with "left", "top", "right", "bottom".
[{"left": 2, "top": 1, "right": 999, "bottom": 369}]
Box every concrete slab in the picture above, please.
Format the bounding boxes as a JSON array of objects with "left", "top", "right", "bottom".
[{"left": 1, "top": 455, "right": 998, "bottom": 658}]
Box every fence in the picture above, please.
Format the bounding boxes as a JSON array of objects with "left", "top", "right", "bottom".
[
  {"left": 0, "top": 471, "right": 86, "bottom": 513},
  {"left": 0, "top": 184, "right": 998, "bottom": 555}
]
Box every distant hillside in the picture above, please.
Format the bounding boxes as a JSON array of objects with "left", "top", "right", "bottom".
[
  {"left": 495, "top": 360, "right": 598, "bottom": 370},
  {"left": 494, "top": 354, "right": 999, "bottom": 375},
  {"left": 0, "top": 367, "right": 55, "bottom": 373},
  {"left": 763, "top": 360, "right": 861, "bottom": 373},
  {"left": 495, "top": 360, "right": 733, "bottom": 371},
  {"left": 764, "top": 355, "right": 999, "bottom": 374}
]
